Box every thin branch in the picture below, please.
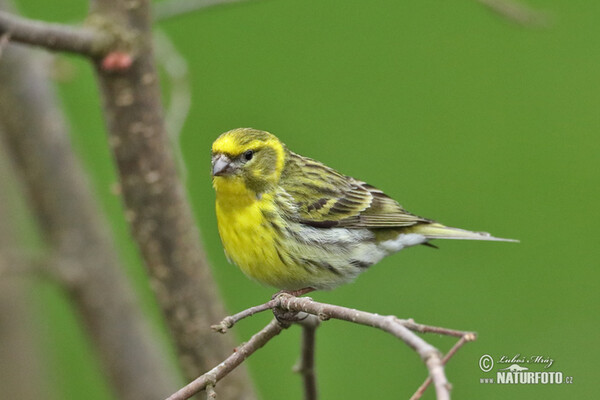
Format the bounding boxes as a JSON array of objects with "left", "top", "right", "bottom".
[
  {"left": 275, "top": 295, "right": 452, "bottom": 399},
  {"left": 294, "top": 317, "right": 319, "bottom": 400},
  {"left": 167, "top": 318, "right": 287, "bottom": 400},
  {"left": 443, "top": 333, "right": 477, "bottom": 361},
  {"left": 211, "top": 299, "right": 277, "bottom": 333},
  {"left": 209, "top": 294, "right": 476, "bottom": 400},
  {"left": 154, "top": 0, "right": 259, "bottom": 22},
  {"left": 399, "top": 318, "right": 475, "bottom": 338},
  {"left": 410, "top": 334, "right": 476, "bottom": 400},
  {"left": 475, "top": 0, "right": 550, "bottom": 27},
  {"left": 0, "top": 10, "right": 113, "bottom": 56}
]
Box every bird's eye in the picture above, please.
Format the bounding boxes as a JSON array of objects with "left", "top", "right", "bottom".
[{"left": 243, "top": 150, "right": 254, "bottom": 161}]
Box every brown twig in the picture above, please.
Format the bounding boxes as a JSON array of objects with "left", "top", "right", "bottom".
[
  {"left": 410, "top": 334, "right": 477, "bottom": 400},
  {"left": 294, "top": 317, "right": 319, "bottom": 400},
  {"left": 0, "top": 10, "right": 113, "bottom": 56},
  {"left": 154, "top": 0, "right": 259, "bottom": 22},
  {"left": 275, "top": 295, "right": 453, "bottom": 399},
  {"left": 475, "top": 0, "right": 550, "bottom": 27},
  {"left": 399, "top": 318, "right": 474, "bottom": 338},
  {"left": 211, "top": 299, "right": 321, "bottom": 399},
  {"left": 444, "top": 333, "right": 477, "bottom": 361},
  {"left": 167, "top": 318, "right": 288, "bottom": 400},
  {"left": 207, "top": 294, "right": 476, "bottom": 400},
  {"left": 211, "top": 299, "right": 277, "bottom": 333}
]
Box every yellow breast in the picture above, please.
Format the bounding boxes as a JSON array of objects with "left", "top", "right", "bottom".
[
  {"left": 214, "top": 176, "right": 352, "bottom": 290},
  {"left": 214, "top": 177, "right": 289, "bottom": 287}
]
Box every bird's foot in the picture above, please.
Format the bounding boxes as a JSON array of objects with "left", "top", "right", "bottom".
[{"left": 270, "top": 287, "right": 314, "bottom": 324}]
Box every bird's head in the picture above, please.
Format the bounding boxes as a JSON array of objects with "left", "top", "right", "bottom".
[{"left": 211, "top": 128, "right": 287, "bottom": 194}]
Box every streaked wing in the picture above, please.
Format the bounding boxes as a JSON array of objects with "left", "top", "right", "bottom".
[{"left": 281, "top": 152, "right": 430, "bottom": 229}]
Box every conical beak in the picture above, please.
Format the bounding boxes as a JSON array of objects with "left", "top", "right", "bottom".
[{"left": 212, "top": 154, "right": 232, "bottom": 176}]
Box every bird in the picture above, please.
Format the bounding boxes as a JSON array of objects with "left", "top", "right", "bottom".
[{"left": 211, "top": 128, "right": 516, "bottom": 294}]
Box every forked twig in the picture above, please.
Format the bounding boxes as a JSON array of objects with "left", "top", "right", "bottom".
[
  {"left": 294, "top": 315, "right": 320, "bottom": 400},
  {"left": 211, "top": 299, "right": 277, "bottom": 333},
  {"left": 175, "top": 294, "right": 477, "bottom": 400},
  {"left": 410, "top": 334, "right": 476, "bottom": 400}
]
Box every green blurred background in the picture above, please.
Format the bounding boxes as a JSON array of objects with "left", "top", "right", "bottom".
[{"left": 11, "top": 0, "right": 599, "bottom": 398}]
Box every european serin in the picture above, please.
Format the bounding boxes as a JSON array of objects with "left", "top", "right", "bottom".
[{"left": 211, "top": 128, "right": 515, "bottom": 292}]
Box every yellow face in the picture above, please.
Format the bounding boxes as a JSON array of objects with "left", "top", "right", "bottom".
[{"left": 211, "top": 128, "right": 287, "bottom": 194}]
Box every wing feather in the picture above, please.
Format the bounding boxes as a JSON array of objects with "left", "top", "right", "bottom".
[{"left": 280, "top": 152, "right": 431, "bottom": 229}]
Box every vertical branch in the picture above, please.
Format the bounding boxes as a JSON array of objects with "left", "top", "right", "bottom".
[
  {"left": 90, "top": 1, "right": 256, "bottom": 398},
  {"left": 0, "top": 1, "right": 180, "bottom": 397},
  {"left": 296, "top": 322, "right": 319, "bottom": 400},
  {"left": 293, "top": 315, "right": 321, "bottom": 400}
]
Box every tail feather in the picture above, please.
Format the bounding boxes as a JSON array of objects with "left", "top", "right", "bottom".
[{"left": 409, "top": 223, "right": 519, "bottom": 243}]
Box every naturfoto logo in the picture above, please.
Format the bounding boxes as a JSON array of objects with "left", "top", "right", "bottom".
[{"left": 478, "top": 354, "right": 573, "bottom": 385}]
